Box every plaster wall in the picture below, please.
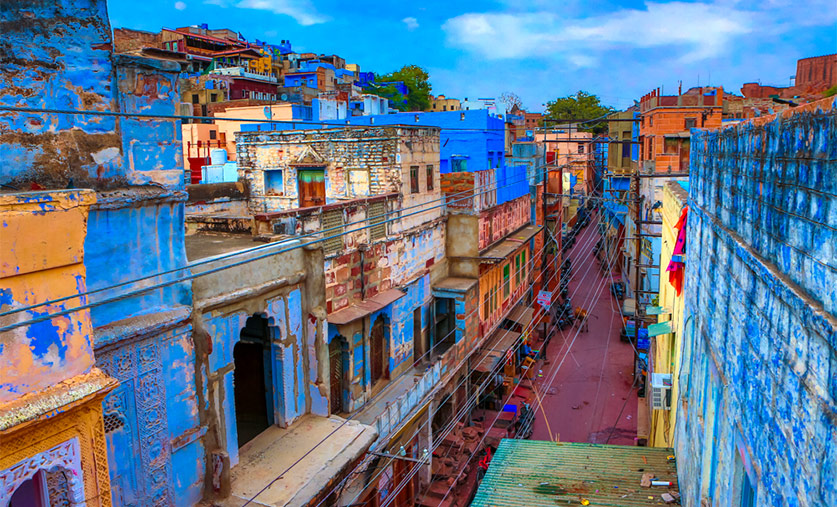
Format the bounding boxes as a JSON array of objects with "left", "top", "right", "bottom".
[
  {"left": 675, "top": 99, "right": 837, "bottom": 507},
  {"left": 0, "top": 190, "right": 97, "bottom": 403}
]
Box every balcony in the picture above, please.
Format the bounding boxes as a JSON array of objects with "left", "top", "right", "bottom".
[{"left": 209, "top": 65, "right": 278, "bottom": 83}]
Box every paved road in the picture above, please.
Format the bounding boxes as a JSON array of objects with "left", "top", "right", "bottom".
[{"left": 530, "top": 215, "right": 638, "bottom": 445}]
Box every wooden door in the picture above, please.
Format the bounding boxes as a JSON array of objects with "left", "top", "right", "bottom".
[
  {"left": 371, "top": 317, "right": 386, "bottom": 383},
  {"left": 329, "top": 337, "right": 343, "bottom": 414},
  {"left": 679, "top": 139, "right": 691, "bottom": 173},
  {"left": 298, "top": 168, "right": 326, "bottom": 207}
]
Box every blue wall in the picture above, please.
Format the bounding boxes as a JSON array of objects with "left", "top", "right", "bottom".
[{"left": 676, "top": 100, "right": 836, "bottom": 507}]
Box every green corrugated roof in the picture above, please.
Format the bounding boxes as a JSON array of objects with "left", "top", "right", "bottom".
[{"left": 472, "top": 440, "right": 678, "bottom": 507}]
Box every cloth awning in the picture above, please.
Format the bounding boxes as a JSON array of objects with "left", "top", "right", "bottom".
[
  {"left": 648, "top": 320, "right": 673, "bottom": 337},
  {"left": 507, "top": 306, "right": 535, "bottom": 328},
  {"left": 327, "top": 289, "right": 405, "bottom": 325},
  {"left": 228, "top": 415, "right": 377, "bottom": 506},
  {"left": 480, "top": 225, "right": 543, "bottom": 263},
  {"left": 473, "top": 330, "right": 522, "bottom": 373},
  {"left": 646, "top": 306, "right": 671, "bottom": 315}
]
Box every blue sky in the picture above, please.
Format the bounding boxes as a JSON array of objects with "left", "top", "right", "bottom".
[{"left": 108, "top": 0, "right": 837, "bottom": 111}]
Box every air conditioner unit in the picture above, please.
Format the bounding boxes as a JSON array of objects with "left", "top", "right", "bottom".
[{"left": 651, "top": 373, "right": 672, "bottom": 410}]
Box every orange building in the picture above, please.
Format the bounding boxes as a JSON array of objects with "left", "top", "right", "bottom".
[{"left": 638, "top": 86, "right": 725, "bottom": 174}]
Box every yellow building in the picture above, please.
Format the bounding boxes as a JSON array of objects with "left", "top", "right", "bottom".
[
  {"left": 431, "top": 94, "right": 461, "bottom": 112},
  {"left": 0, "top": 190, "right": 117, "bottom": 506},
  {"left": 648, "top": 181, "right": 689, "bottom": 447}
]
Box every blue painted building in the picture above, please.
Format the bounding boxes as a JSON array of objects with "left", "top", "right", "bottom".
[
  {"left": 675, "top": 99, "right": 836, "bottom": 506},
  {"left": 0, "top": 2, "right": 205, "bottom": 504}
]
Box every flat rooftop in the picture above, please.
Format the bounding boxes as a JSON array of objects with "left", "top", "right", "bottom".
[{"left": 185, "top": 233, "right": 260, "bottom": 261}]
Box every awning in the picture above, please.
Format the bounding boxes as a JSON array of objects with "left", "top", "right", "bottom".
[
  {"left": 480, "top": 225, "right": 543, "bottom": 263},
  {"left": 622, "top": 298, "right": 636, "bottom": 316},
  {"left": 648, "top": 320, "right": 673, "bottom": 337},
  {"left": 507, "top": 306, "right": 535, "bottom": 327},
  {"left": 327, "top": 289, "right": 405, "bottom": 325},
  {"left": 228, "top": 415, "right": 377, "bottom": 506},
  {"left": 432, "top": 276, "right": 478, "bottom": 295},
  {"left": 646, "top": 306, "right": 671, "bottom": 315},
  {"left": 473, "top": 330, "right": 522, "bottom": 373}
]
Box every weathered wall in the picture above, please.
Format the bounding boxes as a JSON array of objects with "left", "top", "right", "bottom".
[
  {"left": 676, "top": 98, "right": 837, "bottom": 507},
  {"left": 191, "top": 242, "right": 327, "bottom": 480},
  {"left": 478, "top": 195, "right": 531, "bottom": 250},
  {"left": 0, "top": 190, "right": 97, "bottom": 403},
  {"left": 649, "top": 181, "right": 688, "bottom": 448},
  {"left": 85, "top": 190, "right": 192, "bottom": 338},
  {"left": 235, "top": 126, "right": 441, "bottom": 216},
  {"left": 0, "top": 1, "right": 184, "bottom": 189}
]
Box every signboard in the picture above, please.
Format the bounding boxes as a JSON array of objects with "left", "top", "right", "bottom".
[{"left": 536, "top": 290, "right": 552, "bottom": 308}]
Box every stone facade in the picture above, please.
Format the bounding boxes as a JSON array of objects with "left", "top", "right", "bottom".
[
  {"left": 235, "top": 126, "right": 441, "bottom": 219},
  {"left": 676, "top": 98, "right": 836, "bottom": 506}
]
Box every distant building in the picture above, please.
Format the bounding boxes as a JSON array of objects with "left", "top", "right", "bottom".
[
  {"left": 741, "top": 53, "right": 837, "bottom": 99},
  {"left": 430, "top": 94, "right": 461, "bottom": 112}
]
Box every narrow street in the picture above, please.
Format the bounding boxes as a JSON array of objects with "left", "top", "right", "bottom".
[{"left": 530, "top": 214, "right": 638, "bottom": 445}]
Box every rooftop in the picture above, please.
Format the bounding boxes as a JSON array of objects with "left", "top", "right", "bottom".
[
  {"left": 472, "top": 440, "right": 679, "bottom": 507},
  {"left": 185, "top": 233, "right": 260, "bottom": 261}
]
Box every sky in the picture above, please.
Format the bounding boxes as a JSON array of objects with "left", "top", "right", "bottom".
[{"left": 108, "top": 0, "right": 837, "bottom": 111}]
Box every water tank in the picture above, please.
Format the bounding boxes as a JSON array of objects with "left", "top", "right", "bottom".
[{"left": 210, "top": 148, "right": 227, "bottom": 165}]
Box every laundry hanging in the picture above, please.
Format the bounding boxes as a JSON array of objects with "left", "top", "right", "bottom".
[{"left": 666, "top": 206, "right": 689, "bottom": 296}]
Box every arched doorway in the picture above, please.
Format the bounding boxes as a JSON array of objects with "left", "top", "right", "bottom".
[
  {"left": 370, "top": 315, "right": 388, "bottom": 386},
  {"left": 234, "top": 315, "right": 274, "bottom": 447},
  {"left": 329, "top": 336, "right": 347, "bottom": 414}
]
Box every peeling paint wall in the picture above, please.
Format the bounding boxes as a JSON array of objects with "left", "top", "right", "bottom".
[
  {"left": 676, "top": 99, "right": 837, "bottom": 507},
  {"left": 0, "top": 0, "right": 184, "bottom": 190},
  {"left": 191, "top": 241, "right": 327, "bottom": 493},
  {"left": 0, "top": 190, "right": 97, "bottom": 404}
]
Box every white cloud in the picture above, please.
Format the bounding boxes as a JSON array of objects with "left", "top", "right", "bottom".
[
  {"left": 174, "top": 0, "right": 187, "bottom": 9},
  {"left": 207, "top": 0, "right": 328, "bottom": 25},
  {"left": 442, "top": 1, "right": 832, "bottom": 63},
  {"left": 403, "top": 16, "right": 419, "bottom": 31}
]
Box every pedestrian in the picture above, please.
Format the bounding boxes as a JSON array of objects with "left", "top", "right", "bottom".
[{"left": 574, "top": 307, "right": 589, "bottom": 332}]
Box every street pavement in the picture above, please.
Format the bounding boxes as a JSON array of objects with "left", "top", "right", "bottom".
[{"left": 530, "top": 215, "right": 638, "bottom": 445}]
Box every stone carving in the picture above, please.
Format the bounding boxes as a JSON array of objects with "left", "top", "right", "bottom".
[
  {"left": 0, "top": 438, "right": 85, "bottom": 507},
  {"left": 98, "top": 337, "right": 173, "bottom": 506}
]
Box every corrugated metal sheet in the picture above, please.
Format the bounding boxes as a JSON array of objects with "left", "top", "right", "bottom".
[{"left": 472, "top": 440, "right": 678, "bottom": 507}]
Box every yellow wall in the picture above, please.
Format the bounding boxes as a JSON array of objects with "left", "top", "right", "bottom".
[
  {"left": 649, "top": 183, "right": 687, "bottom": 447},
  {"left": 479, "top": 245, "right": 529, "bottom": 328}
]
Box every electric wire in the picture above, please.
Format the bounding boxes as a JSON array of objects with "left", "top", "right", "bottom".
[
  {"left": 311, "top": 220, "right": 607, "bottom": 506},
  {"left": 390, "top": 219, "right": 624, "bottom": 506},
  {"left": 0, "top": 164, "right": 586, "bottom": 332},
  {"left": 245, "top": 223, "right": 567, "bottom": 506},
  {"left": 429, "top": 218, "right": 625, "bottom": 504},
  {"left": 348, "top": 218, "right": 609, "bottom": 506}
]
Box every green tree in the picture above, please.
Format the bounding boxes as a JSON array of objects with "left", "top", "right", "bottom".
[
  {"left": 544, "top": 91, "right": 614, "bottom": 134},
  {"left": 369, "top": 65, "right": 432, "bottom": 111}
]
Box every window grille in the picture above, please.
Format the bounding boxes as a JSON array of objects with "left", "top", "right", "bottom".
[
  {"left": 322, "top": 210, "right": 345, "bottom": 255},
  {"left": 368, "top": 202, "right": 387, "bottom": 241},
  {"left": 103, "top": 413, "right": 125, "bottom": 433}
]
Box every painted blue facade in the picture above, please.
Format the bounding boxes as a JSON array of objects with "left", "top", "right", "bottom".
[
  {"left": 0, "top": 2, "right": 206, "bottom": 504},
  {"left": 676, "top": 100, "right": 836, "bottom": 507},
  {"left": 284, "top": 71, "right": 318, "bottom": 88}
]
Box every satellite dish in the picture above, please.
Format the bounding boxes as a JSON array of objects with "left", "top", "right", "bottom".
[{"left": 281, "top": 93, "right": 288, "bottom": 101}]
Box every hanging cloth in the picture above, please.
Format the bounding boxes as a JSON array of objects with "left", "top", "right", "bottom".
[{"left": 666, "top": 206, "right": 689, "bottom": 296}]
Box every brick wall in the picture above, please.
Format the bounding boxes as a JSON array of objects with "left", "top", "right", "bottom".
[{"left": 675, "top": 98, "right": 836, "bottom": 506}]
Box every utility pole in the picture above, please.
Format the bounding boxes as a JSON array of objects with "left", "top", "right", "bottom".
[{"left": 542, "top": 160, "right": 549, "bottom": 352}]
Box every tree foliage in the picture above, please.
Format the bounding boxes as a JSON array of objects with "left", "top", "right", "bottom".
[
  {"left": 369, "top": 65, "right": 432, "bottom": 111},
  {"left": 544, "top": 91, "right": 614, "bottom": 134}
]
